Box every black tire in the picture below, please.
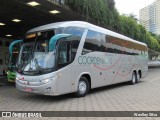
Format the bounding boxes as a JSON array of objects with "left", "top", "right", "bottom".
[
  {"left": 75, "top": 77, "right": 89, "bottom": 97},
  {"left": 130, "top": 72, "right": 136, "bottom": 85},
  {"left": 136, "top": 72, "right": 141, "bottom": 83}
]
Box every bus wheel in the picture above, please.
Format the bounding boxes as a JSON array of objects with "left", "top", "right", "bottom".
[
  {"left": 136, "top": 72, "right": 140, "bottom": 83},
  {"left": 75, "top": 77, "right": 89, "bottom": 97},
  {"left": 130, "top": 72, "right": 136, "bottom": 85}
]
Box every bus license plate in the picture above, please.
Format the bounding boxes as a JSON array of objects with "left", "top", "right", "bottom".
[{"left": 25, "top": 88, "right": 32, "bottom": 92}]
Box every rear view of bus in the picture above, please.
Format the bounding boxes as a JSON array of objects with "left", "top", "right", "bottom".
[{"left": 16, "top": 21, "right": 148, "bottom": 97}]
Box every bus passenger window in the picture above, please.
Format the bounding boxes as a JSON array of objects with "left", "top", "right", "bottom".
[
  {"left": 101, "top": 34, "right": 108, "bottom": 52},
  {"left": 82, "top": 30, "right": 101, "bottom": 55},
  {"left": 71, "top": 40, "right": 80, "bottom": 61}
]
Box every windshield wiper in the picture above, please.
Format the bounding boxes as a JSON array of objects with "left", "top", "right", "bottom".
[
  {"left": 23, "top": 70, "right": 40, "bottom": 75},
  {"left": 38, "top": 68, "right": 53, "bottom": 73}
]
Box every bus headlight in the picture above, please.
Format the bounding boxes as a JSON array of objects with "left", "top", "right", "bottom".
[
  {"left": 41, "top": 78, "right": 51, "bottom": 84},
  {"left": 16, "top": 77, "right": 19, "bottom": 80},
  {"left": 41, "top": 76, "right": 58, "bottom": 84}
]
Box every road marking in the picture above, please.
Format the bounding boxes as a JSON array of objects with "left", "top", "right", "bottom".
[{"left": 148, "top": 76, "right": 160, "bottom": 82}]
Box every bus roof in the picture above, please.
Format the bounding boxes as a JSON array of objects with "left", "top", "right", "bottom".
[{"left": 27, "top": 21, "right": 147, "bottom": 47}]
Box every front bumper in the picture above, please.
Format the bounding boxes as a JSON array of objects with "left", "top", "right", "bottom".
[
  {"left": 7, "top": 71, "right": 16, "bottom": 82},
  {"left": 16, "top": 78, "right": 58, "bottom": 96}
]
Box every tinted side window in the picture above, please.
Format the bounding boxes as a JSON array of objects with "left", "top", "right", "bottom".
[
  {"left": 107, "top": 36, "right": 124, "bottom": 54},
  {"left": 101, "top": 34, "right": 123, "bottom": 54},
  {"left": 71, "top": 40, "right": 80, "bottom": 61},
  {"left": 82, "top": 30, "right": 101, "bottom": 55},
  {"left": 101, "top": 34, "right": 109, "bottom": 52},
  {"left": 101, "top": 34, "right": 146, "bottom": 55}
]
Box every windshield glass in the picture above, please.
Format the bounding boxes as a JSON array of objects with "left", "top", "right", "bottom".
[
  {"left": 10, "top": 52, "right": 19, "bottom": 66},
  {"left": 17, "top": 27, "right": 84, "bottom": 75}
]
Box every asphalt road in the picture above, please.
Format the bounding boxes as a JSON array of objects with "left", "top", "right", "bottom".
[{"left": 0, "top": 68, "right": 160, "bottom": 120}]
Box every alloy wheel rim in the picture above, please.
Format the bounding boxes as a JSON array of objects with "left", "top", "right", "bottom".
[
  {"left": 137, "top": 74, "right": 140, "bottom": 82},
  {"left": 78, "top": 81, "right": 87, "bottom": 94},
  {"left": 133, "top": 74, "right": 136, "bottom": 83}
]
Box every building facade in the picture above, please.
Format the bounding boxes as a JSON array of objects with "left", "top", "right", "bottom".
[{"left": 139, "top": 0, "right": 160, "bottom": 35}]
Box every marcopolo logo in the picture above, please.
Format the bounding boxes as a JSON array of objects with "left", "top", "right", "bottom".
[{"left": 78, "top": 56, "right": 112, "bottom": 65}]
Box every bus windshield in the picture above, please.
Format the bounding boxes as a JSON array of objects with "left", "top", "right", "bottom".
[{"left": 17, "top": 27, "right": 84, "bottom": 75}]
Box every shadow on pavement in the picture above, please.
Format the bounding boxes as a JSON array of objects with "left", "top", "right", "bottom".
[
  {"left": 0, "top": 76, "right": 146, "bottom": 102},
  {"left": 18, "top": 81, "right": 143, "bottom": 102}
]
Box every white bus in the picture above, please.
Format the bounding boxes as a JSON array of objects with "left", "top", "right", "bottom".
[{"left": 16, "top": 21, "right": 148, "bottom": 97}]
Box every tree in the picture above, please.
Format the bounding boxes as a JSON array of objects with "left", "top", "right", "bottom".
[{"left": 66, "top": 0, "right": 160, "bottom": 52}]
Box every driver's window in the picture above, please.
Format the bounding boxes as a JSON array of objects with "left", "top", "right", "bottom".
[{"left": 58, "top": 41, "right": 71, "bottom": 65}]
